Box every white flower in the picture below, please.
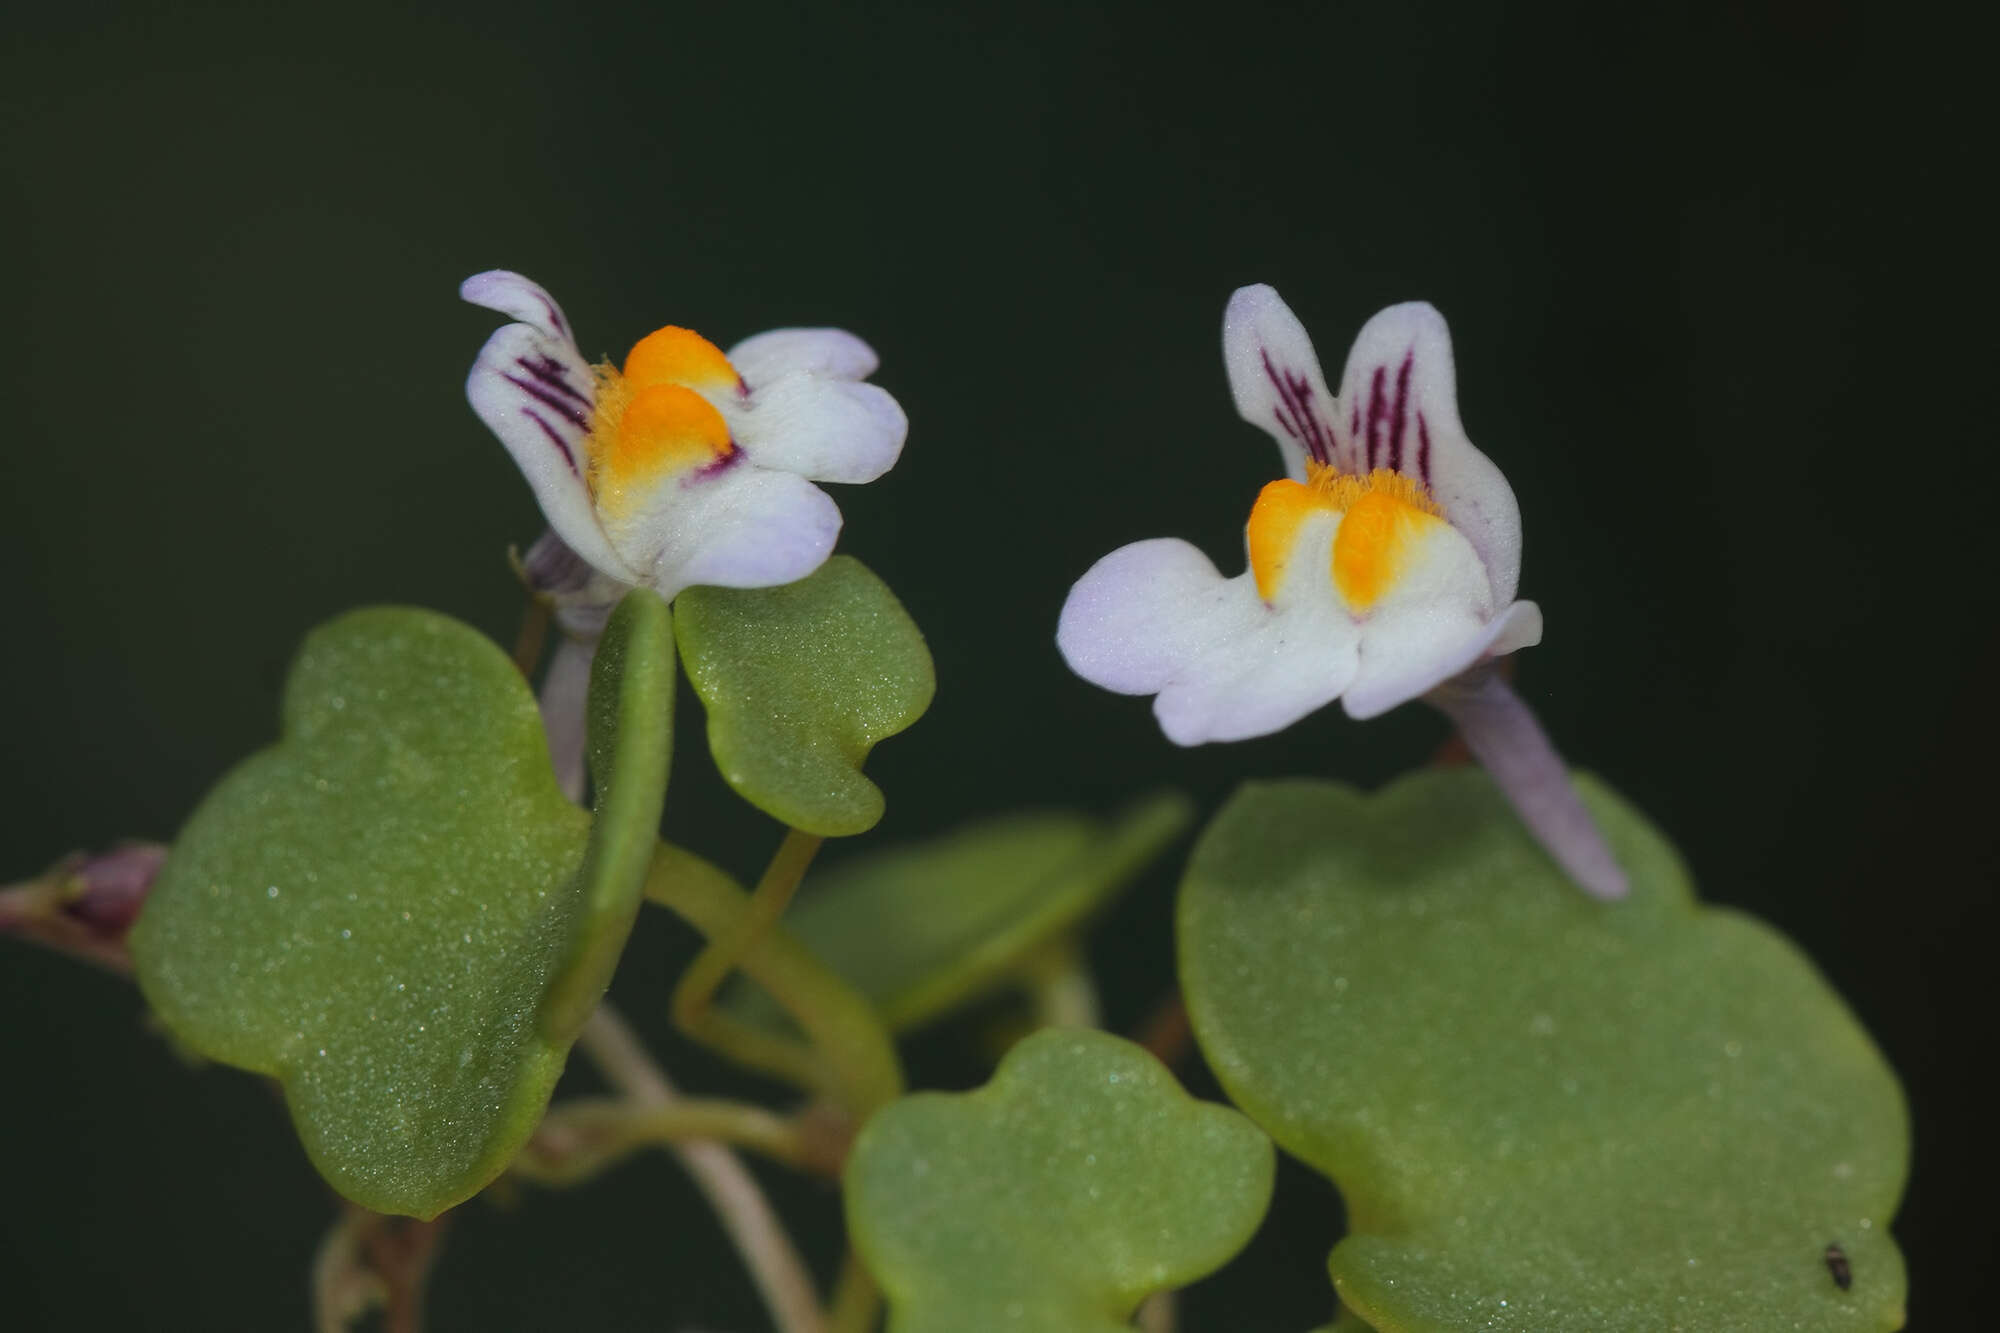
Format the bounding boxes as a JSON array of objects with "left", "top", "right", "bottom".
[
  {"left": 464, "top": 270, "right": 906, "bottom": 802},
  {"left": 463, "top": 270, "right": 906, "bottom": 604},
  {"left": 1058, "top": 284, "right": 1541, "bottom": 745}
]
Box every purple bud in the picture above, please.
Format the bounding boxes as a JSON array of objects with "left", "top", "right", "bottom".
[
  {"left": 63, "top": 843, "right": 169, "bottom": 934},
  {"left": 521, "top": 527, "right": 626, "bottom": 638},
  {"left": 0, "top": 841, "right": 168, "bottom": 975}
]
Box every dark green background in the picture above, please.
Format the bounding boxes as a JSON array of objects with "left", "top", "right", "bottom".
[{"left": 2, "top": 2, "right": 1985, "bottom": 1328}]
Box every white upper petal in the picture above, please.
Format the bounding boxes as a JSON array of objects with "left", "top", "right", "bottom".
[
  {"left": 1336, "top": 302, "right": 1524, "bottom": 604},
  {"left": 461, "top": 270, "right": 579, "bottom": 343},
  {"left": 463, "top": 294, "right": 634, "bottom": 581},
  {"left": 1222, "top": 285, "right": 1340, "bottom": 482},
  {"left": 634, "top": 466, "right": 843, "bottom": 600},
  {"left": 731, "top": 374, "right": 907, "bottom": 485},
  {"left": 727, "top": 328, "right": 881, "bottom": 387}
]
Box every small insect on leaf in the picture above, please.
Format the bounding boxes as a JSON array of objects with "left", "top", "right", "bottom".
[{"left": 1824, "top": 1242, "right": 1852, "bottom": 1292}]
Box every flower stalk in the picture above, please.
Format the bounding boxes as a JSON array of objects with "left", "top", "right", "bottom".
[
  {"left": 649, "top": 840, "right": 905, "bottom": 1115},
  {"left": 1427, "top": 666, "right": 1627, "bottom": 899}
]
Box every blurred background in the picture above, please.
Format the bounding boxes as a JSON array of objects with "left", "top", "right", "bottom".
[{"left": 2, "top": 1, "right": 1987, "bottom": 1328}]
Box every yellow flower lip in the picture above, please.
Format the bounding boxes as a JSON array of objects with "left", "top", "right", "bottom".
[
  {"left": 585, "top": 325, "right": 744, "bottom": 513},
  {"left": 623, "top": 325, "right": 743, "bottom": 395},
  {"left": 1246, "top": 464, "right": 1444, "bottom": 609}
]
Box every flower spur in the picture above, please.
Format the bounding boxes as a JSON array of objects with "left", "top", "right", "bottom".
[{"left": 1058, "top": 285, "right": 1625, "bottom": 899}]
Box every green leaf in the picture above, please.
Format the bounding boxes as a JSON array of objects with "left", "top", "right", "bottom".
[
  {"left": 721, "top": 793, "right": 1191, "bottom": 1032},
  {"left": 846, "top": 1028, "right": 1274, "bottom": 1332},
  {"left": 675, "top": 555, "right": 934, "bottom": 836},
  {"left": 1178, "top": 770, "right": 1910, "bottom": 1333},
  {"left": 130, "top": 596, "right": 675, "bottom": 1218}
]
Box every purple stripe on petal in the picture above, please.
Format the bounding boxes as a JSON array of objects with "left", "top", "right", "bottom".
[
  {"left": 502, "top": 372, "right": 591, "bottom": 428},
  {"left": 1261, "top": 349, "right": 1331, "bottom": 464},
  {"left": 523, "top": 408, "right": 581, "bottom": 474},
  {"left": 1387, "top": 351, "right": 1413, "bottom": 473},
  {"left": 523, "top": 528, "right": 598, "bottom": 599},
  {"left": 536, "top": 292, "right": 569, "bottom": 339},
  {"left": 1260, "top": 351, "right": 1304, "bottom": 450},
  {"left": 1416, "top": 413, "right": 1432, "bottom": 484},
  {"left": 680, "top": 443, "right": 744, "bottom": 487},
  {"left": 517, "top": 353, "right": 592, "bottom": 405},
  {"left": 1365, "top": 365, "right": 1388, "bottom": 469}
]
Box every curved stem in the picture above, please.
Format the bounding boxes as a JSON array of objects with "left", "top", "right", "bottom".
[
  {"left": 519, "top": 1096, "right": 835, "bottom": 1183},
  {"left": 651, "top": 840, "right": 905, "bottom": 1115},
  {"left": 673, "top": 828, "right": 823, "bottom": 1044},
  {"left": 826, "top": 1250, "right": 882, "bottom": 1333},
  {"left": 311, "top": 1207, "right": 383, "bottom": 1333},
  {"left": 310, "top": 1204, "right": 447, "bottom": 1333},
  {"left": 577, "top": 1004, "right": 826, "bottom": 1333}
]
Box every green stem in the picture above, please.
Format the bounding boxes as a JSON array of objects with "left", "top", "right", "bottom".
[
  {"left": 518, "top": 1096, "right": 824, "bottom": 1185},
  {"left": 650, "top": 839, "right": 905, "bottom": 1115},
  {"left": 826, "top": 1250, "right": 882, "bottom": 1333},
  {"left": 674, "top": 828, "right": 823, "bottom": 1037},
  {"left": 1024, "top": 937, "right": 1103, "bottom": 1030}
]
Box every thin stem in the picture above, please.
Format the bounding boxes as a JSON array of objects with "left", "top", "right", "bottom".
[
  {"left": 652, "top": 840, "right": 905, "bottom": 1115},
  {"left": 309, "top": 1205, "right": 448, "bottom": 1333},
  {"left": 512, "top": 593, "right": 551, "bottom": 677},
  {"left": 1130, "top": 990, "right": 1193, "bottom": 1069},
  {"left": 1024, "top": 938, "right": 1102, "bottom": 1030},
  {"left": 826, "top": 1250, "right": 882, "bottom": 1333},
  {"left": 1426, "top": 667, "right": 1628, "bottom": 900},
  {"left": 518, "top": 1096, "right": 836, "bottom": 1184},
  {"left": 1135, "top": 1292, "right": 1177, "bottom": 1333},
  {"left": 675, "top": 828, "right": 824, "bottom": 1022},
  {"left": 577, "top": 1004, "right": 826, "bottom": 1333},
  {"left": 311, "top": 1207, "right": 382, "bottom": 1333}
]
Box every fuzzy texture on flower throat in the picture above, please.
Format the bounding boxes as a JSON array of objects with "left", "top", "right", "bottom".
[
  {"left": 584, "top": 326, "right": 744, "bottom": 514},
  {"left": 1247, "top": 464, "right": 1446, "bottom": 608}
]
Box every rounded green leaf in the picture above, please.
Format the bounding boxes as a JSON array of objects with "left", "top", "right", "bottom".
[
  {"left": 1179, "top": 770, "right": 1910, "bottom": 1332},
  {"left": 722, "top": 793, "right": 1191, "bottom": 1032},
  {"left": 130, "top": 597, "right": 675, "bottom": 1218},
  {"left": 675, "top": 555, "right": 934, "bottom": 836},
  {"left": 846, "top": 1028, "right": 1274, "bottom": 1332}
]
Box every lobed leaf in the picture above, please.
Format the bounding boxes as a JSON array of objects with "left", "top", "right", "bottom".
[
  {"left": 675, "top": 555, "right": 933, "bottom": 836},
  {"left": 846, "top": 1028, "right": 1274, "bottom": 1332},
  {"left": 1178, "top": 769, "right": 1909, "bottom": 1332},
  {"left": 130, "top": 595, "right": 675, "bottom": 1218}
]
